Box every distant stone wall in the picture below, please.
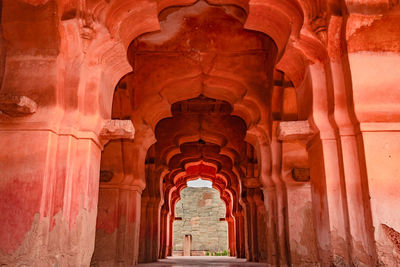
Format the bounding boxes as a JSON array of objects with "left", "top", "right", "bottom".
[{"left": 173, "top": 187, "right": 228, "bottom": 253}]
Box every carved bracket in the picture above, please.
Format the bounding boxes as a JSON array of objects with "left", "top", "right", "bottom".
[
  {"left": 99, "top": 119, "right": 135, "bottom": 146},
  {"left": 277, "top": 120, "right": 314, "bottom": 141},
  {"left": 0, "top": 94, "right": 37, "bottom": 117},
  {"left": 100, "top": 170, "right": 114, "bottom": 183},
  {"left": 291, "top": 168, "right": 311, "bottom": 182}
]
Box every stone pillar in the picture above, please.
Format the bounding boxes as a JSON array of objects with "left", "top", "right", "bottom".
[
  {"left": 233, "top": 211, "right": 246, "bottom": 258},
  {"left": 139, "top": 198, "right": 162, "bottom": 263},
  {"left": 360, "top": 127, "right": 400, "bottom": 265},
  {"left": 149, "top": 203, "right": 161, "bottom": 261},
  {"left": 116, "top": 187, "right": 142, "bottom": 266},
  {"left": 159, "top": 209, "right": 167, "bottom": 258},
  {"left": 279, "top": 122, "right": 319, "bottom": 265},
  {"left": 270, "top": 128, "right": 289, "bottom": 265},
  {"left": 285, "top": 180, "right": 319, "bottom": 265},
  {"left": 0, "top": 131, "right": 101, "bottom": 266},
  {"left": 92, "top": 185, "right": 142, "bottom": 267},
  {"left": 241, "top": 193, "right": 251, "bottom": 261},
  {"left": 0, "top": 8, "right": 111, "bottom": 262},
  {"left": 345, "top": 7, "right": 400, "bottom": 262},
  {"left": 138, "top": 155, "right": 162, "bottom": 263},
  {"left": 226, "top": 217, "right": 236, "bottom": 256},
  {"left": 249, "top": 191, "right": 259, "bottom": 262},
  {"left": 262, "top": 186, "right": 279, "bottom": 266},
  {"left": 93, "top": 131, "right": 147, "bottom": 267},
  {"left": 183, "top": 235, "right": 192, "bottom": 256},
  {"left": 0, "top": 1, "right": 133, "bottom": 265},
  {"left": 254, "top": 190, "right": 269, "bottom": 263},
  {"left": 167, "top": 214, "right": 175, "bottom": 256},
  {"left": 329, "top": 15, "right": 377, "bottom": 265},
  {"left": 241, "top": 189, "right": 260, "bottom": 262},
  {"left": 139, "top": 195, "right": 150, "bottom": 262},
  {"left": 309, "top": 64, "right": 351, "bottom": 265}
]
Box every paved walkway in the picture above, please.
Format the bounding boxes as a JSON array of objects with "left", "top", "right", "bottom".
[{"left": 138, "top": 256, "right": 268, "bottom": 266}]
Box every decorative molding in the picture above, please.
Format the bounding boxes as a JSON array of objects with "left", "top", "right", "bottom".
[
  {"left": 0, "top": 94, "right": 37, "bottom": 117},
  {"left": 277, "top": 120, "right": 314, "bottom": 141},
  {"left": 360, "top": 122, "right": 400, "bottom": 132},
  {"left": 99, "top": 119, "right": 135, "bottom": 145}
]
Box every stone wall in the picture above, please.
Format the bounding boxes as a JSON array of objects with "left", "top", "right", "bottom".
[{"left": 173, "top": 187, "right": 228, "bottom": 253}]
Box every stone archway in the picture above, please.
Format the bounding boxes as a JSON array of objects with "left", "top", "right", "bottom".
[
  {"left": 172, "top": 183, "right": 228, "bottom": 256},
  {"left": 2, "top": 0, "right": 400, "bottom": 266}
]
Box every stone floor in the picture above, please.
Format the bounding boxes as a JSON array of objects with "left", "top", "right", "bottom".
[{"left": 138, "top": 256, "right": 268, "bottom": 266}]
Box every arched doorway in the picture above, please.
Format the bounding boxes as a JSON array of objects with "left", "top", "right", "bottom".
[{"left": 172, "top": 179, "right": 228, "bottom": 256}]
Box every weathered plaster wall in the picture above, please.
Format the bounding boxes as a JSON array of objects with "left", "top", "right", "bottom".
[{"left": 173, "top": 187, "right": 228, "bottom": 253}]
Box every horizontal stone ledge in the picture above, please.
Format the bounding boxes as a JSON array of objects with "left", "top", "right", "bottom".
[
  {"left": 0, "top": 94, "right": 37, "bottom": 117},
  {"left": 99, "top": 119, "right": 135, "bottom": 142},
  {"left": 277, "top": 120, "right": 314, "bottom": 141},
  {"left": 242, "top": 177, "right": 261, "bottom": 189}
]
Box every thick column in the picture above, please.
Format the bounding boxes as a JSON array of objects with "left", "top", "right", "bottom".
[
  {"left": 242, "top": 188, "right": 264, "bottom": 262},
  {"left": 279, "top": 123, "right": 319, "bottom": 265},
  {"left": 360, "top": 127, "right": 400, "bottom": 265},
  {"left": 0, "top": 130, "right": 101, "bottom": 266},
  {"left": 167, "top": 214, "right": 175, "bottom": 256},
  {"left": 285, "top": 182, "right": 319, "bottom": 265},
  {"left": 92, "top": 185, "right": 142, "bottom": 267},
  {"left": 262, "top": 186, "right": 279, "bottom": 265},
  {"left": 149, "top": 203, "right": 161, "bottom": 261},
  {"left": 270, "top": 127, "right": 290, "bottom": 265},
  {"left": 248, "top": 193, "right": 258, "bottom": 262},
  {"left": 241, "top": 193, "right": 252, "bottom": 261},
  {"left": 329, "top": 15, "right": 376, "bottom": 265},
  {"left": 116, "top": 187, "right": 142, "bottom": 266},
  {"left": 139, "top": 198, "right": 161, "bottom": 263},
  {"left": 138, "top": 157, "right": 162, "bottom": 263},
  {"left": 345, "top": 6, "right": 400, "bottom": 263},
  {"left": 309, "top": 63, "right": 353, "bottom": 265},
  {"left": 233, "top": 211, "right": 245, "bottom": 258},
  {"left": 159, "top": 209, "right": 168, "bottom": 258},
  {"left": 93, "top": 133, "right": 146, "bottom": 266},
  {"left": 254, "top": 191, "right": 269, "bottom": 263},
  {"left": 226, "top": 217, "right": 236, "bottom": 256},
  {"left": 139, "top": 196, "right": 150, "bottom": 262}
]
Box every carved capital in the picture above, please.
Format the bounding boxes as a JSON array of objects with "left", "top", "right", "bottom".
[
  {"left": 0, "top": 94, "right": 37, "bottom": 117},
  {"left": 99, "top": 119, "right": 135, "bottom": 145},
  {"left": 277, "top": 120, "right": 314, "bottom": 141}
]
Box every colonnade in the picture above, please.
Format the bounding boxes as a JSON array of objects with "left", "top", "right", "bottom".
[{"left": 1, "top": 1, "right": 400, "bottom": 266}]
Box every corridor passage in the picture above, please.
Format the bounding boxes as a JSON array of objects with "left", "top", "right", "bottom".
[{"left": 138, "top": 256, "right": 268, "bottom": 266}]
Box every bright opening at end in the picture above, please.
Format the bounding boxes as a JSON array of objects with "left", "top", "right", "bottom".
[{"left": 187, "top": 178, "right": 212, "bottom": 188}]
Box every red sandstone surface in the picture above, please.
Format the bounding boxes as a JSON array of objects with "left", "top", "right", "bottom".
[{"left": 1, "top": 0, "right": 400, "bottom": 266}]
